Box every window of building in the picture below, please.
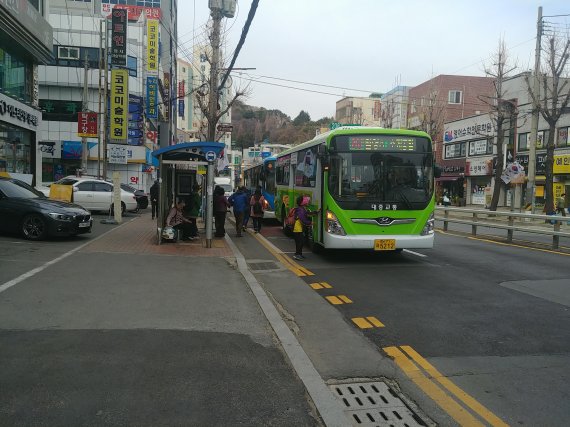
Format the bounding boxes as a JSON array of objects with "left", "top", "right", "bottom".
[
  {"left": 518, "top": 133, "right": 529, "bottom": 151},
  {"left": 468, "top": 139, "right": 493, "bottom": 156},
  {"left": 448, "top": 90, "right": 462, "bottom": 104},
  {"left": 127, "top": 55, "right": 137, "bottom": 77},
  {"left": 58, "top": 46, "right": 80, "bottom": 60},
  {"left": 558, "top": 127, "right": 568, "bottom": 147},
  {"left": 0, "top": 45, "right": 32, "bottom": 102},
  {"left": 444, "top": 142, "right": 466, "bottom": 159},
  {"left": 0, "top": 123, "right": 32, "bottom": 175}
]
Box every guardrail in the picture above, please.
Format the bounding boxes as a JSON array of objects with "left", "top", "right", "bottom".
[{"left": 435, "top": 206, "right": 570, "bottom": 249}]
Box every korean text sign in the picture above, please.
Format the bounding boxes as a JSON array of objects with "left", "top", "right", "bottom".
[
  {"left": 146, "top": 77, "right": 158, "bottom": 119},
  {"left": 110, "top": 69, "right": 128, "bottom": 142},
  {"left": 147, "top": 19, "right": 159, "bottom": 74},
  {"left": 111, "top": 8, "right": 127, "bottom": 66},
  {"left": 77, "top": 112, "right": 98, "bottom": 137}
]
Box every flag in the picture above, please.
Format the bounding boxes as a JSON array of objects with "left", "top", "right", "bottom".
[{"left": 216, "top": 149, "right": 229, "bottom": 172}]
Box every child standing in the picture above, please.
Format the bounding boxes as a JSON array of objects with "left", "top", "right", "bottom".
[{"left": 292, "top": 195, "right": 313, "bottom": 260}]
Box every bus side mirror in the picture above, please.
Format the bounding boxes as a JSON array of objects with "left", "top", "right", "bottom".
[
  {"left": 434, "top": 165, "right": 442, "bottom": 178},
  {"left": 319, "top": 154, "right": 330, "bottom": 171}
]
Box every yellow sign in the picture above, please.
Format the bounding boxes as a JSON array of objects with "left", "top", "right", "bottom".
[
  {"left": 536, "top": 183, "right": 564, "bottom": 198},
  {"left": 110, "top": 69, "right": 128, "bottom": 142},
  {"left": 197, "top": 166, "right": 207, "bottom": 175},
  {"left": 553, "top": 154, "right": 570, "bottom": 174},
  {"left": 147, "top": 19, "right": 159, "bottom": 74},
  {"left": 49, "top": 184, "right": 73, "bottom": 203}
]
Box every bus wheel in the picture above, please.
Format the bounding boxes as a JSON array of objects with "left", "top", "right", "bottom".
[
  {"left": 393, "top": 249, "right": 403, "bottom": 254},
  {"left": 311, "top": 242, "right": 325, "bottom": 254}
]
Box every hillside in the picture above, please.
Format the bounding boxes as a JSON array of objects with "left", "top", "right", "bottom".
[{"left": 231, "top": 100, "right": 333, "bottom": 148}]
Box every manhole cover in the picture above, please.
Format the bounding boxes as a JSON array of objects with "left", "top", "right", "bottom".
[
  {"left": 247, "top": 261, "right": 280, "bottom": 271},
  {"left": 330, "top": 381, "right": 425, "bottom": 426}
]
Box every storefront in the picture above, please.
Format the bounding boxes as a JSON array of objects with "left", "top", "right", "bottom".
[
  {"left": 466, "top": 157, "right": 493, "bottom": 205},
  {"left": 553, "top": 153, "right": 570, "bottom": 207},
  {"left": 436, "top": 159, "right": 465, "bottom": 204}
]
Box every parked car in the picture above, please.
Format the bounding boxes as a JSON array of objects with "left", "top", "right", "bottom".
[
  {"left": 120, "top": 183, "right": 148, "bottom": 210},
  {"left": 38, "top": 176, "right": 138, "bottom": 213},
  {"left": 0, "top": 177, "right": 92, "bottom": 240}
]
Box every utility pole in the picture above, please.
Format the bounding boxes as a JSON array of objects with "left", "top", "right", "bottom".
[
  {"left": 207, "top": 8, "right": 222, "bottom": 142},
  {"left": 81, "top": 52, "right": 89, "bottom": 173},
  {"left": 527, "top": 6, "right": 542, "bottom": 212},
  {"left": 97, "top": 19, "right": 103, "bottom": 179},
  {"left": 102, "top": 18, "right": 109, "bottom": 180}
]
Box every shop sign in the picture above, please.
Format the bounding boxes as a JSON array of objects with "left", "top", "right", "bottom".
[
  {"left": 469, "top": 139, "right": 491, "bottom": 156},
  {"left": 108, "top": 145, "right": 127, "bottom": 164},
  {"left": 146, "top": 19, "right": 159, "bottom": 74},
  {"left": 111, "top": 8, "right": 127, "bottom": 66},
  {"left": 0, "top": 93, "right": 41, "bottom": 131},
  {"left": 441, "top": 164, "right": 465, "bottom": 174},
  {"left": 101, "top": 3, "right": 162, "bottom": 21},
  {"left": 146, "top": 77, "right": 158, "bottom": 119},
  {"left": 444, "top": 121, "right": 493, "bottom": 142},
  {"left": 515, "top": 153, "right": 547, "bottom": 175},
  {"left": 110, "top": 69, "right": 128, "bottom": 143},
  {"left": 553, "top": 153, "right": 570, "bottom": 174},
  {"left": 77, "top": 112, "right": 98, "bottom": 137},
  {"left": 163, "top": 73, "right": 170, "bottom": 120},
  {"left": 178, "top": 80, "right": 185, "bottom": 118},
  {"left": 62, "top": 140, "right": 82, "bottom": 159},
  {"left": 466, "top": 158, "right": 492, "bottom": 176}
]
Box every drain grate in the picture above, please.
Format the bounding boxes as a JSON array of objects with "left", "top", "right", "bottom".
[
  {"left": 330, "top": 381, "right": 425, "bottom": 427},
  {"left": 247, "top": 261, "right": 280, "bottom": 271}
]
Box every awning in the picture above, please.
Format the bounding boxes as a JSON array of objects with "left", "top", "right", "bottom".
[
  {"left": 436, "top": 176, "right": 461, "bottom": 182},
  {"left": 152, "top": 142, "right": 225, "bottom": 162}
]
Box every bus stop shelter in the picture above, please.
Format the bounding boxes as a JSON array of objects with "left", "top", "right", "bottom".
[{"left": 152, "top": 142, "right": 225, "bottom": 247}]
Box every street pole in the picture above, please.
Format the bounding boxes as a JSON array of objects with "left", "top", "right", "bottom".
[
  {"left": 97, "top": 19, "right": 103, "bottom": 179},
  {"left": 527, "top": 6, "right": 542, "bottom": 212},
  {"left": 81, "top": 52, "right": 89, "bottom": 173},
  {"left": 205, "top": 160, "right": 214, "bottom": 248},
  {"left": 207, "top": 8, "right": 222, "bottom": 142},
  {"left": 102, "top": 18, "right": 109, "bottom": 180}
]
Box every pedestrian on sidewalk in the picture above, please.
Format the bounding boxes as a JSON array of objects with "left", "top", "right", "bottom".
[
  {"left": 228, "top": 186, "right": 248, "bottom": 237},
  {"left": 184, "top": 185, "right": 202, "bottom": 238},
  {"left": 242, "top": 186, "right": 252, "bottom": 232},
  {"left": 250, "top": 186, "right": 267, "bottom": 233},
  {"left": 150, "top": 180, "right": 159, "bottom": 220},
  {"left": 292, "top": 195, "right": 313, "bottom": 260},
  {"left": 214, "top": 185, "right": 230, "bottom": 237},
  {"left": 166, "top": 198, "right": 194, "bottom": 241},
  {"left": 556, "top": 193, "right": 567, "bottom": 217}
]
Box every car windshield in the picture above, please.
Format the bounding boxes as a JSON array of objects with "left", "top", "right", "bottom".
[
  {"left": 220, "top": 184, "right": 232, "bottom": 193},
  {"left": 0, "top": 180, "right": 44, "bottom": 199},
  {"left": 54, "top": 178, "right": 78, "bottom": 186}
]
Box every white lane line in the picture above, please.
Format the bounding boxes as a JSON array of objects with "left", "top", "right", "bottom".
[
  {"left": 0, "top": 220, "right": 133, "bottom": 295},
  {"left": 403, "top": 249, "right": 427, "bottom": 258}
]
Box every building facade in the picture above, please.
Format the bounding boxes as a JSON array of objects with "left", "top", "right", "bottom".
[
  {"left": 36, "top": 0, "right": 177, "bottom": 191},
  {"left": 380, "top": 86, "right": 410, "bottom": 129},
  {"left": 335, "top": 96, "right": 382, "bottom": 127},
  {"left": 0, "top": 0, "right": 53, "bottom": 185}
]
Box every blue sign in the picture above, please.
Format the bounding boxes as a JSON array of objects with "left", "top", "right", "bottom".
[
  {"left": 178, "top": 99, "right": 184, "bottom": 117},
  {"left": 205, "top": 151, "right": 216, "bottom": 162},
  {"left": 128, "top": 138, "right": 143, "bottom": 146},
  {"left": 146, "top": 77, "right": 158, "bottom": 119},
  {"left": 129, "top": 112, "right": 143, "bottom": 122},
  {"left": 129, "top": 94, "right": 143, "bottom": 105},
  {"left": 62, "top": 140, "right": 82, "bottom": 159},
  {"left": 261, "top": 151, "right": 271, "bottom": 158},
  {"left": 128, "top": 129, "right": 144, "bottom": 138},
  {"left": 129, "top": 104, "right": 143, "bottom": 114},
  {"left": 128, "top": 121, "right": 143, "bottom": 129}
]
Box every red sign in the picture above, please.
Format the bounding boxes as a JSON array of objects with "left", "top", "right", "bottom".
[
  {"left": 101, "top": 4, "right": 162, "bottom": 21},
  {"left": 178, "top": 80, "right": 185, "bottom": 98},
  {"left": 77, "top": 112, "right": 98, "bottom": 137}
]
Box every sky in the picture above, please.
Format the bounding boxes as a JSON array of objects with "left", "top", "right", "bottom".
[{"left": 177, "top": 0, "right": 570, "bottom": 121}]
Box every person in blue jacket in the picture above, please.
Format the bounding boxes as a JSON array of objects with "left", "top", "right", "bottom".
[{"left": 228, "top": 186, "right": 249, "bottom": 237}]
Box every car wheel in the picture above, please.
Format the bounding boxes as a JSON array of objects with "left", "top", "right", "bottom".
[
  {"left": 21, "top": 214, "right": 48, "bottom": 240},
  {"left": 139, "top": 199, "right": 148, "bottom": 209},
  {"left": 110, "top": 203, "right": 127, "bottom": 215}
]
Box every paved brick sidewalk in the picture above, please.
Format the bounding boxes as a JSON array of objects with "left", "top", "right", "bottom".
[{"left": 82, "top": 213, "right": 233, "bottom": 257}]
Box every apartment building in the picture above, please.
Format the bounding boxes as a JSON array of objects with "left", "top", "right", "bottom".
[
  {"left": 380, "top": 86, "right": 410, "bottom": 129},
  {"left": 335, "top": 96, "right": 382, "bottom": 127}
]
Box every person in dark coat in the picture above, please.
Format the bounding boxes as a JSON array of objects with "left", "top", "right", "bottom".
[
  {"left": 213, "top": 185, "right": 230, "bottom": 237},
  {"left": 249, "top": 186, "right": 267, "bottom": 233},
  {"left": 242, "top": 186, "right": 252, "bottom": 231},
  {"left": 150, "top": 180, "right": 159, "bottom": 220},
  {"left": 228, "top": 186, "right": 249, "bottom": 237}
]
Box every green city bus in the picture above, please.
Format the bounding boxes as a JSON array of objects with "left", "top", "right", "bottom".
[{"left": 274, "top": 126, "right": 437, "bottom": 252}]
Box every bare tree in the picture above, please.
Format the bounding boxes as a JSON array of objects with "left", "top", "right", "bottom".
[
  {"left": 480, "top": 38, "right": 518, "bottom": 211},
  {"left": 416, "top": 89, "right": 446, "bottom": 144},
  {"left": 381, "top": 98, "right": 395, "bottom": 128},
  {"left": 526, "top": 34, "right": 570, "bottom": 213}
]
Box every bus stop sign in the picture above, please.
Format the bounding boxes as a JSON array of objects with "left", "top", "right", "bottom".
[{"left": 205, "top": 151, "right": 216, "bottom": 162}]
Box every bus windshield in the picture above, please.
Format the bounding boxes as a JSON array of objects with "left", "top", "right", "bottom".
[{"left": 328, "top": 151, "right": 434, "bottom": 210}]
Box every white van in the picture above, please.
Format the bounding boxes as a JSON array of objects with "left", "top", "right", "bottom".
[{"left": 214, "top": 177, "right": 233, "bottom": 197}]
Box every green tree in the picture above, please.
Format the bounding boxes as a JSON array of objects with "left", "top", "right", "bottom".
[{"left": 293, "top": 110, "right": 311, "bottom": 126}]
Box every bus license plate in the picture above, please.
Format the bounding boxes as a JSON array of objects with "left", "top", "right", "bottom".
[{"left": 374, "top": 239, "right": 395, "bottom": 251}]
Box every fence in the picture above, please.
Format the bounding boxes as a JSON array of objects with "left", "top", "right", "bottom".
[{"left": 435, "top": 206, "right": 570, "bottom": 249}]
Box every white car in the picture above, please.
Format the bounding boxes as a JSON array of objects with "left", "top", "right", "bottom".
[{"left": 38, "top": 176, "right": 138, "bottom": 213}]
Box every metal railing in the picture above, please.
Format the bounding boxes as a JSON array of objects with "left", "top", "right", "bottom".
[{"left": 435, "top": 206, "right": 570, "bottom": 249}]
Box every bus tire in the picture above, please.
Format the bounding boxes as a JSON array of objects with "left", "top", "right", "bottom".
[{"left": 311, "top": 242, "right": 325, "bottom": 254}]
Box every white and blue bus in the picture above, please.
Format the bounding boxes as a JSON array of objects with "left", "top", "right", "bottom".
[{"left": 242, "top": 156, "right": 276, "bottom": 219}]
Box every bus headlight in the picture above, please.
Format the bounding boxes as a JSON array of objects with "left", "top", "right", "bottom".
[
  {"left": 421, "top": 212, "right": 435, "bottom": 235},
  {"left": 326, "top": 210, "right": 346, "bottom": 236}
]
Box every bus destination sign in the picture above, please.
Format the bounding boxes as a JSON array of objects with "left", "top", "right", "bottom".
[{"left": 348, "top": 136, "right": 416, "bottom": 151}]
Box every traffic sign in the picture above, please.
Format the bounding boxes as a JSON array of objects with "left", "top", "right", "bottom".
[
  {"left": 205, "top": 151, "right": 216, "bottom": 162},
  {"left": 217, "top": 123, "right": 233, "bottom": 132}
]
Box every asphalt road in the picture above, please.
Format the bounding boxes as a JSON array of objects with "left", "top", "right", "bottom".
[{"left": 254, "top": 220, "right": 570, "bottom": 426}]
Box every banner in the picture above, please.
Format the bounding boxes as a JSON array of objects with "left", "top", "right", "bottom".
[
  {"left": 110, "top": 69, "right": 128, "bottom": 142},
  {"left": 178, "top": 80, "right": 185, "bottom": 117},
  {"left": 101, "top": 4, "right": 162, "bottom": 21},
  {"left": 147, "top": 19, "right": 159, "bottom": 74},
  {"left": 146, "top": 76, "right": 158, "bottom": 119},
  {"left": 163, "top": 72, "right": 170, "bottom": 120},
  {"left": 77, "top": 112, "right": 98, "bottom": 137},
  {"left": 111, "top": 8, "right": 127, "bottom": 66}
]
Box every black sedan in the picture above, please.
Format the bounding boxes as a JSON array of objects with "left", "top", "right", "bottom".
[{"left": 0, "top": 177, "right": 92, "bottom": 240}]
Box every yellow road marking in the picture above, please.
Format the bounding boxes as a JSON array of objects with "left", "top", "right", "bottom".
[
  {"left": 352, "top": 317, "right": 373, "bottom": 328},
  {"left": 366, "top": 316, "right": 385, "bottom": 327},
  {"left": 338, "top": 295, "right": 353, "bottom": 304},
  {"left": 320, "top": 281, "right": 333, "bottom": 288},
  {"left": 401, "top": 346, "right": 508, "bottom": 427},
  {"left": 383, "top": 346, "right": 484, "bottom": 427},
  {"left": 468, "top": 236, "right": 570, "bottom": 257},
  {"left": 251, "top": 232, "right": 313, "bottom": 276},
  {"left": 310, "top": 282, "right": 324, "bottom": 290},
  {"left": 325, "top": 296, "right": 343, "bottom": 305}
]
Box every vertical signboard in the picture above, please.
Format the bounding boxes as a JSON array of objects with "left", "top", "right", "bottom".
[
  {"left": 178, "top": 79, "right": 185, "bottom": 118},
  {"left": 111, "top": 8, "right": 127, "bottom": 66},
  {"left": 77, "top": 112, "right": 98, "bottom": 137},
  {"left": 163, "top": 72, "right": 170, "bottom": 120},
  {"left": 110, "top": 69, "right": 129, "bottom": 143},
  {"left": 147, "top": 19, "right": 159, "bottom": 74},
  {"left": 146, "top": 77, "right": 158, "bottom": 119}
]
